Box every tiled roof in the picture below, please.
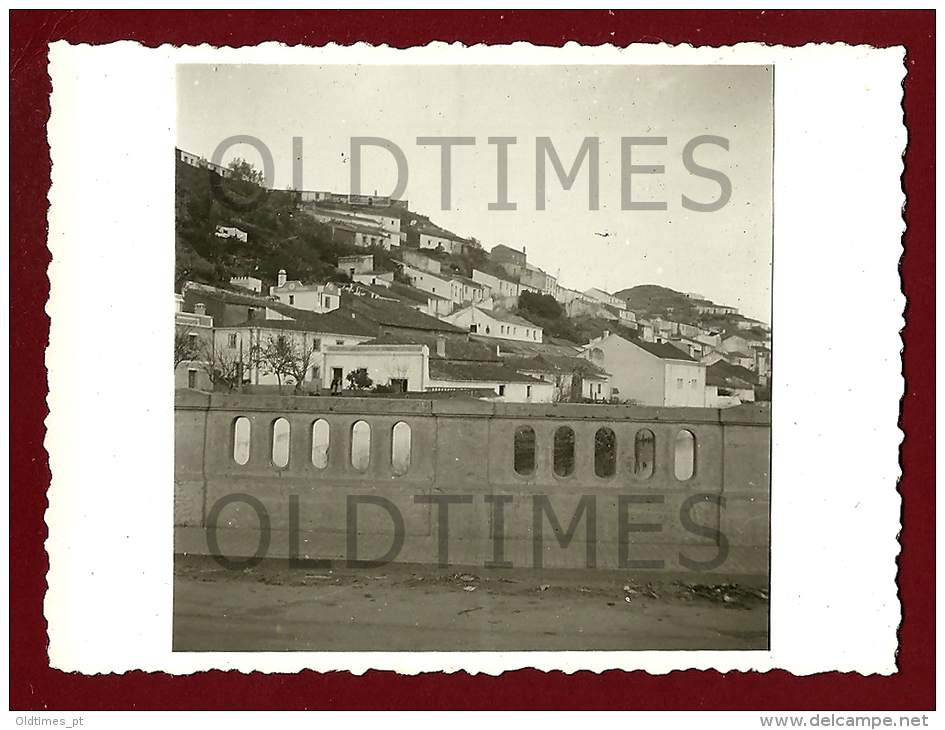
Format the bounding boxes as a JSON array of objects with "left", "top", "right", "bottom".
[
  {"left": 183, "top": 281, "right": 344, "bottom": 324},
  {"left": 342, "top": 292, "right": 464, "bottom": 333},
  {"left": 218, "top": 308, "right": 379, "bottom": 338},
  {"left": 352, "top": 283, "right": 407, "bottom": 303},
  {"left": 451, "top": 275, "right": 485, "bottom": 288},
  {"left": 382, "top": 282, "right": 440, "bottom": 304},
  {"left": 474, "top": 307, "right": 539, "bottom": 329},
  {"left": 183, "top": 282, "right": 276, "bottom": 309},
  {"left": 312, "top": 201, "right": 403, "bottom": 217},
  {"left": 415, "top": 219, "right": 470, "bottom": 242},
  {"left": 491, "top": 243, "right": 524, "bottom": 258},
  {"left": 471, "top": 336, "right": 580, "bottom": 359},
  {"left": 364, "top": 331, "right": 500, "bottom": 362},
  {"left": 324, "top": 218, "right": 386, "bottom": 235},
  {"left": 503, "top": 354, "right": 611, "bottom": 379},
  {"left": 629, "top": 337, "right": 697, "bottom": 361},
  {"left": 429, "top": 359, "right": 543, "bottom": 384},
  {"left": 707, "top": 360, "right": 759, "bottom": 387},
  {"left": 501, "top": 356, "right": 560, "bottom": 375}
]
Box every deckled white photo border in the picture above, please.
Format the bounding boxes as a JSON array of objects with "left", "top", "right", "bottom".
[{"left": 44, "top": 40, "right": 905, "bottom": 676}]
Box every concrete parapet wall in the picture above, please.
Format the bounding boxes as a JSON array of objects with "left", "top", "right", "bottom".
[{"left": 174, "top": 391, "right": 770, "bottom": 560}]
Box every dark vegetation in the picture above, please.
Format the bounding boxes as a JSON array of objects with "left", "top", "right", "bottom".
[
  {"left": 176, "top": 158, "right": 368, "bottom": 292},
  {"left": 613, "top": 284, "right": 701, "bottom": 323},
  {"left": 513, "top": 291, "right": 637, "bottom": 346}
]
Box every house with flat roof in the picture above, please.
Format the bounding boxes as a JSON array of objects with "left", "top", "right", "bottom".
[{"left": 321, "top": 331, "right": 554, "bottom": 402}]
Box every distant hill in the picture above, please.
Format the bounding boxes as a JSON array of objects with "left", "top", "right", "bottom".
[
  {"left": 613, "top": 285, "right": 701, "bottom": 319},
  {"left": 612, "top": 284, "right": 766, "bottom": 333}
]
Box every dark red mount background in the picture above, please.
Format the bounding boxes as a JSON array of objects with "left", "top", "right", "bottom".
[{"left": 10, "top": 10, "right": 934, "bottom": 711}]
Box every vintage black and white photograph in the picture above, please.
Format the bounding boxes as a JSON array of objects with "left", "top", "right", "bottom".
[{"left": 170, "top": 61, "right": 773, "bottom": 653}]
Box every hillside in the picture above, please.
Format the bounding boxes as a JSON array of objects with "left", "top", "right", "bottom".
[
  {"left": 175, "top": 159, "right": 491, "bottom": 293},
  {"left": 175, "top": 159, "right": 366, "bottom": 291},
  {"left": 175, "top": 157, "right": 761, "bottom": 349},
  {"left": 613, "top": 285, "right": 701, "bottom": 321}
]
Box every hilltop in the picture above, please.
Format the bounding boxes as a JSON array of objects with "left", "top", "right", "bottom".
[
  {"left": 615, "top": 285, "right": 701, "bottom": 320},
  {"left": 615, "top": 284, "right": 766, "bottom": 331}
]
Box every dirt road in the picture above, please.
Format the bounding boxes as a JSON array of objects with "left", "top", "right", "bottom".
[{"left": 173, "top": 555, "right": 768, "bottom": 652}]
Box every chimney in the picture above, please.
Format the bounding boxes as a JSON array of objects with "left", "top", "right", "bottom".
[
  {"left": 436, "top": 335, "right": 446, "bottom": 358},
  {"left": 277, "top": 269, "right": 287, "bottom": 287},
  {"left": 602, "top": 330, "right": 609, "bottom": 339},
  {"left": 194, "top": 303, "right": 206, "bottom": 317}
]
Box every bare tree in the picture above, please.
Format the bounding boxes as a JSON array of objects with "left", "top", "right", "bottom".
[
  {"left": 388, "top": 361, "right": 411, "bottom": 391},
  {"left": 282, "top": 334, "right": 318, "bottom": 394},
  {"left": 174, "top": 326, "right": 201, "bottom": 369},
  {"left": 199, "top": 336, "right": 256, "bottom": 392},
  {"left": 552, "top": 372, "right": 570, "bottom": 403},
  {"left": 257, "top": 335, "right": 297, "bottom": 394}
]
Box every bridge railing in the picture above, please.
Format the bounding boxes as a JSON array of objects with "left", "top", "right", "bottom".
[{"left": 175, "top": 390, "right": 770, "bottom": 557}]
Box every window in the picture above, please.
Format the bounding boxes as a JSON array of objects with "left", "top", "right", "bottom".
[
  {"left": 271, "top": 418, "right": 291, "bottom": 468},
  {"left": 634, "top": 429, "right": 655, "bottom": 478},
  {"left": 336, "top": 340, "right": 344, "bottom": 346},
  {"left": 228, "top": 333, "right": 238, "bottom": 349},
  {"left": 498, "top": 384, "right": 506, "bottom": 396},
  {"left": 288, "top": 295, "right": 295, "bottom": 305},
  {"left": 351, "top": 420, "right": 371, "bottom": 471},
  {"left": 513, "top": 425, "right": 536, "bottom": 476},
  {"left": 469, "top": 324, "right": 478, "bottom": 333},
  {"left": 674, "top": 430, "right": 696, "bottom": 481},
  {"left": 526, "top": 385, "right": 532, "bottom": 398},
  {"left": 233, "top": 417, "right": 251, "bottom": 465},
  {"left": 485, "top": 326, "right": 491, "bottom": 334},
  {"left": 187, "top": 369, "right": 197, "bottom": 389},
  {"left": 677, "top": 378, "right": 684, "bottom": 389},
  {"left": 311, "top": 419, "right": 330, "bottom": 468},
  {"left": 391, "top": 422, "right": 411, "bottom": 475},
  {"left": 553, "top": 426, "right": 575, "bottom": 477},
  {"left": 594, "top": 427, "right": 617, "bottom": 478}
]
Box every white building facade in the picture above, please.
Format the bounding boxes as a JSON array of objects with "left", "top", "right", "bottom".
[{"left": 443, "top": 305, "right": 543, "bottom": 343}]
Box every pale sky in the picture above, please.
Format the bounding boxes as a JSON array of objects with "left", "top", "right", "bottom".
[{"left": 177, "top": 64, "right": 772, "bottom": 322}]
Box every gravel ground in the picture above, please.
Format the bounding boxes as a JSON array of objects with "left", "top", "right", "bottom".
[{"left": 173, "top": 554, "right": 768, "bottom": 652}]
